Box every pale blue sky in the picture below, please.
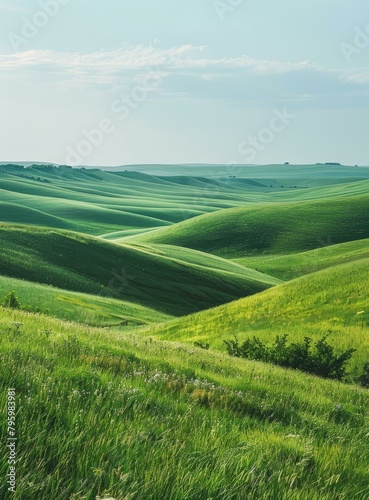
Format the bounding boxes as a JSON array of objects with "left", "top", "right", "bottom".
[{"left": 0, "top": 0, "right": 368, "bottom": 166}]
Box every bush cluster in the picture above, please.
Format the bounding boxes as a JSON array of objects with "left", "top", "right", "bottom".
[{"left": 224, "top": 334, "right": 355, "bottom": 381}]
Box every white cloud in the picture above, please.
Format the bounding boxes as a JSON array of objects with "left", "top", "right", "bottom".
[
  {"left": 0, "top": 45, "right": 368, "bottom": 109},
  {"left": 0, "top": 45, "right": 318, "bottom": 76}
]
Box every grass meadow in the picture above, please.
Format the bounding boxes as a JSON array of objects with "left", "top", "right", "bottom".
[
  {"left": 1, "top": 307, "right": 369, "bottom": 499},
  {"left": 1, "top": 164, "right": 369, "bottom": 499}
]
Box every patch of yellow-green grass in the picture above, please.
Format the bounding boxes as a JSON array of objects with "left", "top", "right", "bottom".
[{"left": 143, "top": 258, "right": 369, "bottom": 379}]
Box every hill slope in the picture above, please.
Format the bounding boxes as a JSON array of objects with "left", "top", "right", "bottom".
[
  {"left": 131, "top": 193, "right": 369, "bottom": 257},
  {"left": 0, "top": 165, "right": 273, "bottom": 236},
  {"left": 235, "top": 238, "right": 369, "bottom": 280},
  {"left": 0, "top": 224, "right": 280, "bottom": 316},
  {"left": 146, "top": 257, "right": 369, "bottom": 373}
]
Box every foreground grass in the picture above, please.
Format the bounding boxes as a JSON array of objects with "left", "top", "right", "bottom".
[{"left": 0, "top": 308, "right": 369, "bottom": 499}]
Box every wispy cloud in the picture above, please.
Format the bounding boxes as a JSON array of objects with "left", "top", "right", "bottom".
[
  {"left": 0, "top": 45, "right": 368, "bottom": 108},
  {"left": 0, "top": 45, "right": 318, "bottom": 75}
]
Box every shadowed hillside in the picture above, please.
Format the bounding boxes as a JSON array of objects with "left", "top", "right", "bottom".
[{"left": 0, "top": 224, "right": 280, "bottom": 316}]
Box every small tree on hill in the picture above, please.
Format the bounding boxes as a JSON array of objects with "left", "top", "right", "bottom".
[{"left": 2, "top": 291, "right": 20, "bottom": 309}]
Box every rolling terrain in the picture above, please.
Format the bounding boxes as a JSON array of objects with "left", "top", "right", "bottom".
[
  {"left": 2, "top": 164, "right": 369, "bottom": 239},
  {"left": 1, "top": 163, "right": 369, "bottom": 499},
  {"left": 0, "top": 165, "right": 270, "bottom": 236}
]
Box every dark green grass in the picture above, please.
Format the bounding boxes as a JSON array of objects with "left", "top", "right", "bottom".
[
  {"left": 132, "top": 193, "right": 369, "bottom": 257},
  {"left": 0, "top": 308, "right": 368, "bottom": 499},
  {"left": 0, "top": 224, "right": 279, "bottom": 316}
]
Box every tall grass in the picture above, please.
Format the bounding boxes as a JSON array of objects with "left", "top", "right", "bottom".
[{"left": 0, "top": 308, "right": 369, "bottom": 499}]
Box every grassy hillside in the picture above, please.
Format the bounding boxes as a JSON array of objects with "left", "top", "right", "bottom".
[
  {"left": 114, "top": 242, "right": 281, "bottom": 285},
  {"left": 0, "top": 224, "right": 279, "bottom": 316},
  {"left": 0, "top": 307, "right": 368, "bottom": 499},
  {"left": 132, "top": 193, "right": 369, "bottom": 257},
  {"left": 146, "top": 258, "right": 369, "bottom": 378},
  {"left": 1, "top": 163, "right": 369, "bottom": 499},
  {"left": 235, "top": 238, "right": 369, "bottom": 280},
  {"left": 0, "top": 276, "right": 171, "bottom": 327}
]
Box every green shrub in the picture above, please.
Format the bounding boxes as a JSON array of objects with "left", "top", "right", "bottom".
[
  {"left": 2, "top": 290, "right": 20, "bottom": 309},
  {"left": 224, "top": 335, "right": 355, "bottom": 381}
]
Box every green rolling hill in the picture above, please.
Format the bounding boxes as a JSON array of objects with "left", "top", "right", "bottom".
[
  {"left": 235, "top": 238, "right": 369, "bottom": 280},
  {"left": 131, "top": 193, "right": 369, "bottom": 257},
  {"left": 2, "top": 164, "right": 369, "bottom": 239},
  {"left": 0, "top": 224, "right": 280, "bottom": 316},
  {"left": 0, "top": 165, "right": 271, "bottom": 236},
  {"left": 1, "top": 163, "right": 369, "bottom": 499}
]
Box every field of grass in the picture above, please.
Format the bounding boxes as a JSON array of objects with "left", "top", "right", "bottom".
[
  {"left": 1, "top": 163, "right": 369, "bottom": 499},
  {"left": 1, "top": 307, "right": 369, "bottom": 499},
  {"left": 132, "top": 193, "right": 369, "bottom": 257},
  {"left": 0, "top": 276, "right": 171, "bottom": 327},
  {"left": 0, "top": 224, "right": 280, "bottom": 316}
]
